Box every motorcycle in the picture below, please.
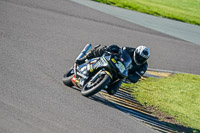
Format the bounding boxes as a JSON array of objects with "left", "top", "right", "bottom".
[{"left": 62, "top": 44, "right": 132, "bottom": 97}]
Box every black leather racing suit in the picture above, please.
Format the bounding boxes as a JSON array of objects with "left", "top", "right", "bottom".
[
  {"left": 122, "top": 46, "right": 148, "bottom": 83},
  {"left": 81, "top": 45, "right": 148, "bottom": 94}
]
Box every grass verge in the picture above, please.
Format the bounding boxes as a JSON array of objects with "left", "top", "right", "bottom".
[
  {"left": 122, "top": 73, "right": 200, "bottom": 132},
  {"left": 93, "top": 0, "right": 200, "bottom": 25}
]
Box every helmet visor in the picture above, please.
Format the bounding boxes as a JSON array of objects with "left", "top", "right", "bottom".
[{"left": 135, "top": 52, "right": 147, "bottom": 65}]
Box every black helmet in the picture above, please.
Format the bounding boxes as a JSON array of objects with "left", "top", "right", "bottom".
[{"left": 133, "top": 46, "right": 150, "bottom": 65}]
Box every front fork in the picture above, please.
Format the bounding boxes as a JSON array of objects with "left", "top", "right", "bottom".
[{"left": 89, "top": 69, "right": 113, "bottom": 85}]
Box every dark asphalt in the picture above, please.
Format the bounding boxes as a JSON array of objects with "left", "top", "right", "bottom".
[{"left": 0, "top": 0, "right": 199, "bottom": 133}]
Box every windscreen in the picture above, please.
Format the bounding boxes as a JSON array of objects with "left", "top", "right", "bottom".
[{"left": 121, "top": 50, "right": 132, "bottom": 69}]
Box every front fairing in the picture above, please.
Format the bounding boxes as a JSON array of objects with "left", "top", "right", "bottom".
[
  {"left": 77, "top": 57, "right": 109, "bottom": 77},
  {"left": 77, "top": 50, "right": 132, "bottom": 81}
]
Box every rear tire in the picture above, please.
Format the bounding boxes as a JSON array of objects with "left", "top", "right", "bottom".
[
  {"left": 62, "top": 68, "right": 74, "bottom": 87},
  {"left": 81, "top": 73, "right": 111, "bottom": 97}
]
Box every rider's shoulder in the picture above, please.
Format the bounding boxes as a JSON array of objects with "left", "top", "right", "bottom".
[
  {"left": 141, "top": 62, "right": 148, "bottom": 71},
  {"left": 143, "top": 62, "right": 148, "bottom": 68}
]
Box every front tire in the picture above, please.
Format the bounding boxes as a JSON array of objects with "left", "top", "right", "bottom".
[
  {"left": 81, "top": 73, "right": 111, "bottom": 97},
  {"left": 62, "top": 68, "right": 74, "bottom": 87}
]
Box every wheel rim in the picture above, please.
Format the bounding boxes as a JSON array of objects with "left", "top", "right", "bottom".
[{"left": 84, "top": 75, "right": 104, "bottom": 91}]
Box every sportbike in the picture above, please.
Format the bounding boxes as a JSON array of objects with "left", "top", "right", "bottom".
[{"left": 62, "top": 44, "right": 132, "bottom": 97}]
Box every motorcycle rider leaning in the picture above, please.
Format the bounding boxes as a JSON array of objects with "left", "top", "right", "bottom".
[{"left": 76, "top": 44, "right": 150, "bottom": 95}]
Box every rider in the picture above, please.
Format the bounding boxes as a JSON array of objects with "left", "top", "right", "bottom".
[{"left": 76, "top": 44, "right": 150, "bottom": 95}]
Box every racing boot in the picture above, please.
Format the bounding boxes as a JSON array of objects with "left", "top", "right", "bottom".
[
  {"left": 106, "top": 88, "right": 117, "bottom": 95},
  {"left": 106, "top": 80, "right": 122, "bottom": 95}
]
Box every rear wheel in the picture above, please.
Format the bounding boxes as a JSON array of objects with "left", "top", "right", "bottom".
[
  {"left": 81, "top": 72, "right": 111, "bottom": 97},
  {"left": 62, "top": 68, "right": 74, "bottom": 87}
]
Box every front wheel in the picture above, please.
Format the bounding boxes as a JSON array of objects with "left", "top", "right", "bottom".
[
  {"left": 81, "top": 73, "right": 111, "bottom": 97},
  {"left": 62, "top": 68, "right": 74, "bottom": 87}
]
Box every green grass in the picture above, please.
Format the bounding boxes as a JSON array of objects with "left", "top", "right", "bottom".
[
  {"left": 122, "top": 73, "right": 200, "bottom": 131},
  {"left": 93, "top": 0, "right": 200, "bottom": 25}
]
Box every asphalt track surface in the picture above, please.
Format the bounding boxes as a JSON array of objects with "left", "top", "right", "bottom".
[{"left": 0, "top": 0, "right": 200, "bottom": 133}]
